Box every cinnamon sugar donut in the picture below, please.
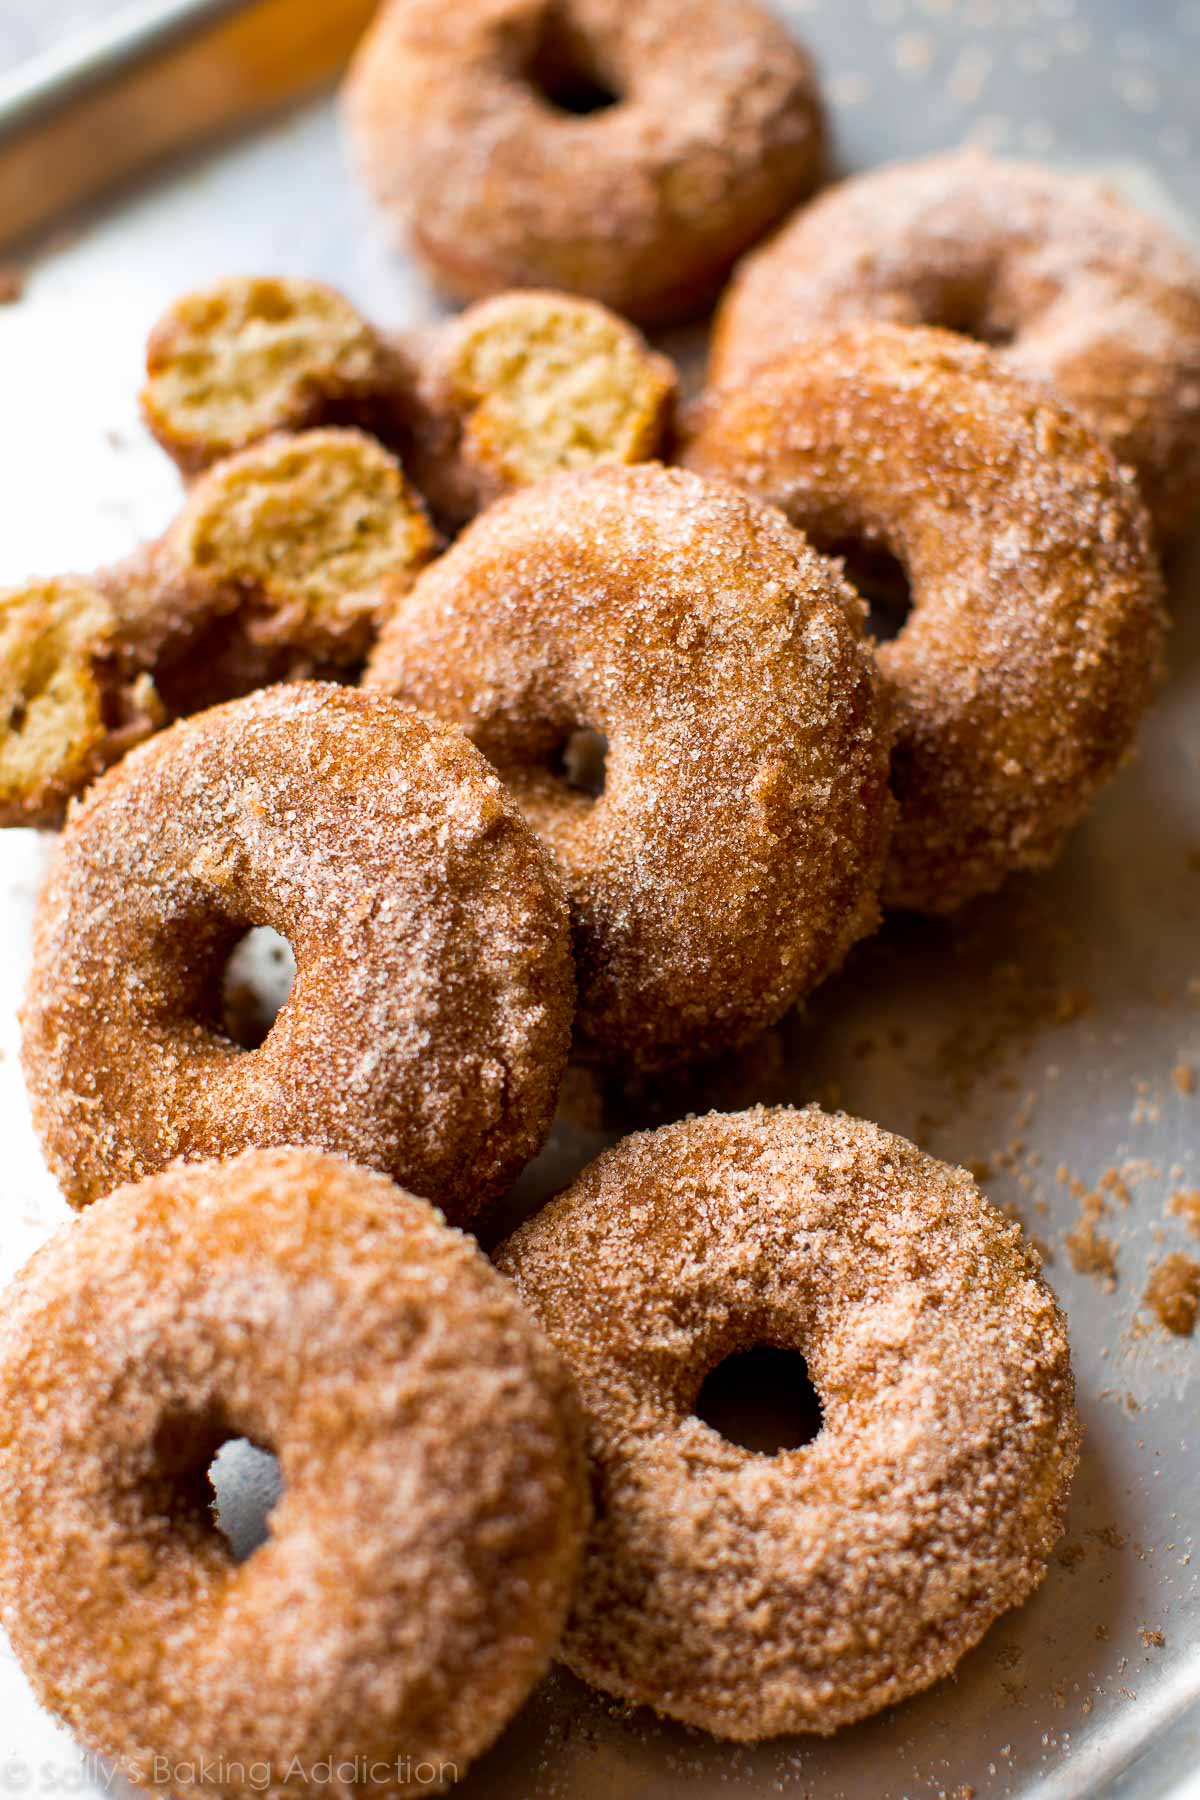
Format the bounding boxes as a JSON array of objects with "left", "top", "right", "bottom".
[
  {"left": 21, "top": 684, "right": 573, "bottom": 1215},
  {"left": 0, "top": 430, "right": 434, "bottom": 828},
  {"left": 343, "top": 0, "right": 826, "bottom": 325},
  {"left": 364, "top": 464, "right": 893, "bottom": 1069},
  {"left": 496, "top": 1105, "right": 1081, "bottom": 1740},
  {"left": 0, "top": 1148, "right": 588, "bottom": 1799},
  {"left": 685, "top": 325, "right": 1167, "bottom": 914},
  {"left": 709, "top": 149, "right": 1200, "bottom": 541}
]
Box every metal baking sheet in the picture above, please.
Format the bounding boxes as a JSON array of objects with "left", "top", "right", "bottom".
[{"left": 1, "top": 3, "right": 1199, "bottom": 1797}]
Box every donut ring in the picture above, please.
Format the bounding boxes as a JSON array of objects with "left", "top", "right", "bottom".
[
  {"left": 0, "top": 430, "right": 435, "bottom": 828},
  {"left": 21, "top": 683, "right": 574, "bottom": 1215},
  {"left": 496, "top": 1105, "right": 1081, "bottom": 1740},
  {"left": 343, "top": 0, "right": 826, "bottom": 325},
  {"left": 685, "top": 325, "right": 1167, "bottom": 914},
  {"left": 364, "top": 464, "right": 893, "bottom": 1069},
  {"left": 709, "top": 149, "right": 1200, "bottom": 541},
  {"left": 0, "top": 1148, "right": 588, "bottom": 1798}
]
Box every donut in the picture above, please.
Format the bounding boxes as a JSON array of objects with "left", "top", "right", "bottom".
[
  {"left": 495, "top": 1105, "right": 1081, "bottom": 1740},
  {"left": 342, "top": 0, "right": 827, "bottom": 326},
  {"left": 21, "top": 683, "right": 574, "bottom": 1215},
  {"left": 142, "top": 277, "right": 392, "bottom": 476},
  {"left": 0, "top": 1147, "right": 588, "bottom": 1799},
  {"left": 364, "top": 463, "right": 893, "bottom": 1069},
  {"left": 392, "top": 290, "right": 677, "bottom": 529},
  {"left": 142, "top": 277, "right": 677, "bottom": 529},
  {"left": 0, "top": 430, "right": 434, "bottom": 827},
  {"left": 685, "top": 325, "right": 1167, "bottom": 914},
  {"left": 708, "top": 149, "right": 1200, "bottom": 541}
]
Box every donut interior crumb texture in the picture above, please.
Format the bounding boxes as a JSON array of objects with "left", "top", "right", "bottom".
[
  {"left": 142, "top": 276, "right": 388, "bottom": 474},
  {"left": 496, "top": 1105, "right": 1080, "bottom": 1740},
  {"left": 0, "top": 1149, "right": 588, "bottom": 1800},
  {"left": 168, "top": 428, "right": 436, "bottom": 660},
  {"left": 445, "top": 291, "right": 675, "bottom": 486},
  {"left": 1144, "top": 1252, "right": 1200, "bottom": 1336},
  {"left": 0, "top": 579, "right": 168, "bottom": 829},
  {"left": 0, "top": 432, "right": 436, "bottom": 828}
]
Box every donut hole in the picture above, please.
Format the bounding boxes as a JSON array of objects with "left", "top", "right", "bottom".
[
  {"left": 526, "top": 16, "right": 622, "bottom": 116},
  {"left": 556, "top": 726, "right": 609, "bottom": 799},
  {"left": 209, "top": 1437, "right": 285, "bottom": 1563},
  {"left": 823, "top": 537, "right": 913, "bottom": 644},
  {"left": 693, "top": 1345, "right": 823, "bottom": 1455},
  {"left": 220, "top": 926, "right": 296, "bottom": 1049},
  {"left": 150, "top": 1406, "right": 282, "bottom": 1561}
]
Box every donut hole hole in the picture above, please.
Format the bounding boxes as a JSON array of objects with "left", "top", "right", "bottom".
[
  {"left": 526, "top": 20, "right": 622, "bottom": 116},
  {"left": 220, "top": 926, "right": 296, "bottom": 1049},
  {"left": 824, "top": 537, "right": 913, "bottom": 644},
  {"left": 555, "top": 726, "right": 609, "bottom": 799},
  {"left": 693, "top": 1345, "right": 823, "bottom": 1455},
  {"left": 150, "top": 1407, "right": 283, "bottom": 1562},
  {"left": 209, "top": 1438, "right": 285, "bottom": 1563}
]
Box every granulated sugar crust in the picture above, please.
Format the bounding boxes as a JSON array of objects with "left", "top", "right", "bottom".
[
  {"left": 343, "top": 0, "right": 826, "bottom": 325},
  {"left": 709, "top": 148, "right": 1200, "bottom": 541},
  {"left": 497, "top": 1105, "right": 1081, "bottom": 1741},
  {"left": 687, "top": 324, "right": 1166, "bottom": 913},
  {"left": 21, "top": 684, "right": 574, "bottom": 1215},
  {"left": 0, "top": 1149, "right": 588, "bottom": 1798},
  {"left": 366, "top": 463, "right": 894, "bottom": 1069}
]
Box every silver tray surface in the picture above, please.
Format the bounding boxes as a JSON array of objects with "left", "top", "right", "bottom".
[{"left": 0, "top": 3, "right": 1198, "bottom": 1796}]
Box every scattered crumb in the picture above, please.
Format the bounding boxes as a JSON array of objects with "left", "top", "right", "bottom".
[
  {"left": 1056, "top": 1541, "right": 1086, "bottom": 1570},
  {"left": 1173, "top": 1062, "right": 1196, "bottom": 1096},
  {"left": 1144, "top": 1253, "right": 1200, "bottom": 1336},
  {"left": 1066, "top": 1189, "right": 1118, "bottom": 1290},
  {"left": 1140, "top": 1629, "right": 1166, "bottom": 1649},
  {"left": 1168, "top": 1189, "right": 1200, "bottom": 1237}
]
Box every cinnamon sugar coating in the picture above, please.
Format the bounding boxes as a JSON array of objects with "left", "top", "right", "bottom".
[
  {"left": 0, "top": 1149, "right": 588, "bottom": 1798},
  {"left": 364, "top": 464, "right": 893, "bottom": 1069},
  {"left": 685, "top": 325, "right": 1166, "bottom": 914},
  {"left": 709, "top": 149, "right": 1200, "bottom": 541},
  {"left": 342, "top": 0, "right": 826, "bottom": 325},
  {"left": 21, "top": 684, "right": 574, "bottom": 1216},
  {"left": 496, "top": 1105, "right": 1081, "bottom": 1740},
  {"left": 0, "top": 431, "right": 435, "bottom": 827}
]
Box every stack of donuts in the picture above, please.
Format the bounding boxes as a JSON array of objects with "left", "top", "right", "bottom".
[{"left": 1, "top": 0, "right": 1198, "bottom": 1793}]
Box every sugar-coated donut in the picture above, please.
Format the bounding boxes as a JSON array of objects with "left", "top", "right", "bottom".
[
  {"left": 709, "top": 149, "right": 1200, "bottom": 541},
  {"left": 21, "top": 684, "right": 574, "bottom": 1215},
  {"left": 685, "top": 325, "right": 1166, "bottom": 914},
  {"left": 343, "top": 0, "right": 826, "bottom": 325},
  {"left": 0, "top": 430, "right": 435, "bottom": 828},
  {"left": 496, "top": 1105, "right": 1081, "bottom": 1740},
  {"left": 0, "top": 1148, "right": 588, "bottom": 1799},
  {"left": 365, "top": 464, "right": 893, "bottom": 1069}
]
